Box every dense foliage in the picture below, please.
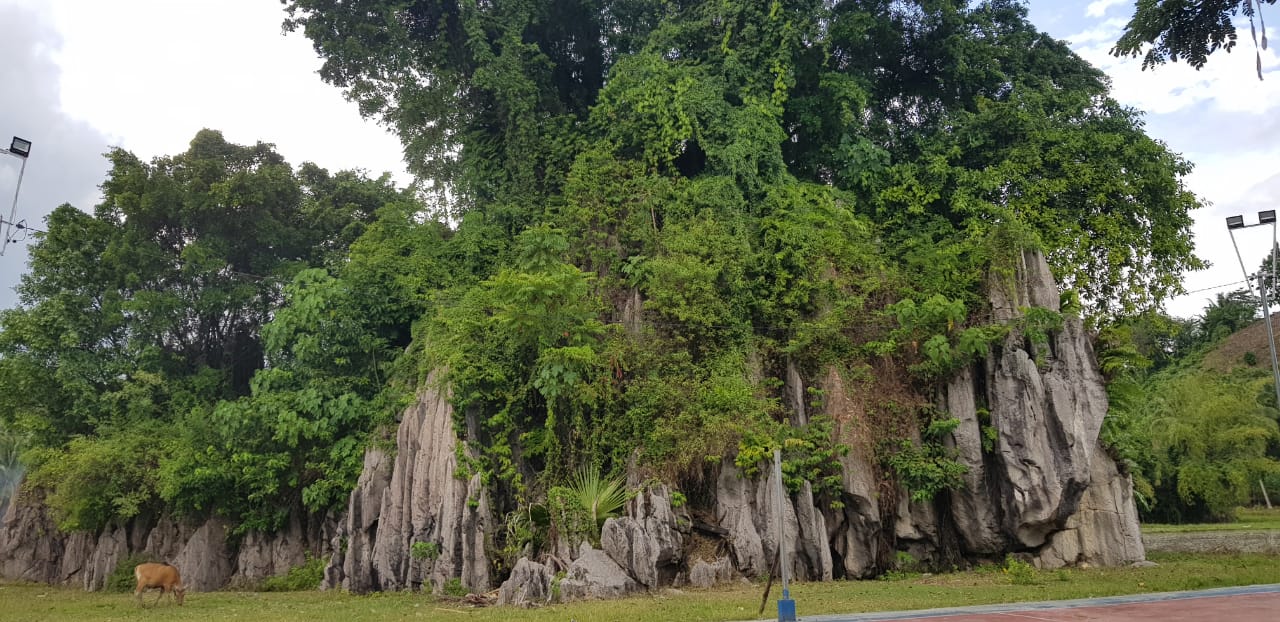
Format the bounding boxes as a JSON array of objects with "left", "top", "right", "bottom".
[
  {"left": 1114, "top": 0, "right": 1277, "bottom": 72},
  {"left": 2, "top": 0, "right": 1209, "bottom": 576},
  {"left": 0, "top": 130, "right": 416, "bottom": 531},
  {"left": 1099, "top": 296, "right": 1280, "bottom": 523}
]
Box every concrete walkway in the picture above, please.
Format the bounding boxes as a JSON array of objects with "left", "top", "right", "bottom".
[{"left": 782, "top": 583, "right": 1280, "bottom": 621}]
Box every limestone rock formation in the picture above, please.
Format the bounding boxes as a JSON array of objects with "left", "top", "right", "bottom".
[
  {"left": 945, "top": 250, "right": 1143, "bottom": 566},
  {"left": 684, "top": 556, "right": 736, "bottom": 588},
  {"left": 323, "top": 372, "right": 492, "bottom": 594},
  {"left": 0, "top": 498, "right": 66, "bottom": 584},
  {"left": 817, "top": 367, "right": 882, "bottom": 579},
  {"left": 497, "top": 557, "right": 555, "bottom": 606},
  {"left": 558, "top": 543, "right": 642, "bottom": 601},
  {"left": 1037, "top": 445, "right": 1145, "bottom": 568},
  {"left": 232, "top": 513, "right": 333, "bottom": 587},
  {"left": 0, "top": 250, "right": 1143, "bottom": 598},
  {"left": 715, "top": 460, "right": 833, "bottom": 582},
  {"left": 0, "top": 497, "right": 331, "bottom": 591},
  {"left": 601, "top": 485, "right": 686, "bottom": 589}
]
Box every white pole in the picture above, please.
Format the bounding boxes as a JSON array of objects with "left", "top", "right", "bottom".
[
  {"left": 773, "top": 448, "right": 789, "bottom": 595},
  {"left": 0, "top": 155, "right": 27, "bottom": 257}
]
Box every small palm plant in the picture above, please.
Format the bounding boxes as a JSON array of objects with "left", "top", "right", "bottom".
[{"left": 570, "top": 464, "right": 629, "bottom": 529}]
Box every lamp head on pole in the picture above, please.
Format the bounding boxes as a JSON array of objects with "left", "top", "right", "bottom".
[
  {"left": 1227, "top": 215, "right": 1246, "bottom": 229},
  {"left": 8, "top": 137, "right": 31, "bottom": 158}
]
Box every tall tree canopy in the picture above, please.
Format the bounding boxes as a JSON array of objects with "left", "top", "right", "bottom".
[
  {"left": 285, "top": 0, "right": 1204, "bottom": 317},
  {"left": 0, "top": 130, "right": 416, "bottom": 530}
]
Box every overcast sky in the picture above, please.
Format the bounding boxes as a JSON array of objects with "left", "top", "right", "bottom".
[{"left": 0, "top": 0, "right": 1277, "bottom": 319}]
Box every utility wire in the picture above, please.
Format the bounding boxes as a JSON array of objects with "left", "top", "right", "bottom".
[{"left": 1181, "top": 280, "right": 1251, "bottom": 296}]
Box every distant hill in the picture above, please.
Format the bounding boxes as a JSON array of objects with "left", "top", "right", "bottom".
[{"left": 1203, "top": 315, "right": 1280, "bottom": 374}]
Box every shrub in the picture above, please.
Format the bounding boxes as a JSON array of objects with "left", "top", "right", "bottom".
[
  {"left": 410, "top": 541, "right": 440, "bottom": 561},
  {"left": 106, "top": 553, "right": 154, "bottom": 593},
  {"left": 443, "top": 577, "right": 468, "bottom": 597},
  {"left": 1003, "top": 554, "right": 1039, "bottom": 586},
  {"left": 259, "top": 555, "right": 326, "bottom": 592}
]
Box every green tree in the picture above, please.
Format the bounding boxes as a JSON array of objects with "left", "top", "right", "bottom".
[
  {"left": 1114, "top": 0, "right": 1276, "bottom": 75},
  {"left": 1141, "top": 371, "right": 1280, "bottom": 522},
  {"left": 1200, "top": 290, "right": 1258, "bottom": 343},
  {"left": 0, "top": 130, "right": 410, "bottom": 530},
  {"left": 279, "top": 1, "right": 1208, "bottom": 562}
]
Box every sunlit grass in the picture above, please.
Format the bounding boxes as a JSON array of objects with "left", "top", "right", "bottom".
[{"left": 1, "top": 552, "right": 1276, "bottom": 622}]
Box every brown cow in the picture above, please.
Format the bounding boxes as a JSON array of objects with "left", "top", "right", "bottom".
[{"left": 133, "top": 562, "right": 186, "bottom": 607}]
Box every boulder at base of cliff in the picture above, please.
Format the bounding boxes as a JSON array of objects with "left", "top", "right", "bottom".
[
  {"left": 497, "top": 557, "right": 555, "bottom": 606},
  {"left": 557, "top": 543, "right": 642, "bottom": 602}
]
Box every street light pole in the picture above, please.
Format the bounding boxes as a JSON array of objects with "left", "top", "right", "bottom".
[
  {"left": 0, "top": 136, "right": 33, "bottom": 257},
  {"left": 1226, "top": 211, "right": 1280, "bottom": 410}
]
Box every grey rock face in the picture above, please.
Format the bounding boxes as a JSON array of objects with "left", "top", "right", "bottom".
[
  {"left": 83, "top": 525, "right": 128, "bottom": 591},
  {"left": 1037, "top": 444, "right": 1145, "bottom": 568},
  {"left": 497, "top": 557, "right": 555, "bottom": 606},
  {"left": 327, "top": 445, "right": 392, "bottom": 592},
  {"left": 231, "top": 512, "right": 333, "bottom": 588},
  {"left": 601, "top": 485, "right": 685, "bottom": 589},
  {"left": 817, "top": 367, "right": 881, "bottom": 579},
  {"left": 0, "top": 485, "right": 334, "bottom": 592},
  {"left": 0, "top": 498, "right": 66, "bottom": 584},
  {"left": 558, "top": 544, "right": 642, "bottom": 602},
  {"left": 715, "top": 461, "right": 833, "bottom": 582},
  {"left": 983, "top": 251, "right": 1106, "bottom": 548},
  {"left": 684, "top": 556, "right": 736, "bottom": 589},
  {"left": 324, "top": 372, "right": 491, "bottom": 594},
  {"left": 172, "top": 518, "right": 235, "bottom": 592},
  {"left": 942, "top": 367, "right": 1005, "bottom": 554}
]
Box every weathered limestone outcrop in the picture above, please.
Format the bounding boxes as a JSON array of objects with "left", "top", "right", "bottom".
[
  {"left": 601, "top": 485, "right": 686, "bottom": 589},
  {"left": 0, "top": 250, "right": 1142, "bottom": 599},
  {"left": 172, "top": 518, "right": 235, "bottom": 591},
  {"left": 715, "top": 460, "right": 833, "bottom": 582},
  {"left": 942, "top": 367, "right": 1005, "bottom": 554},
  {"left": 0, "top": 498, "right": 65, "bottom": 583},
  {"left": 232, "top": 513, "right": 334, "bottom": 587},
  {"left": 944, "top": 250, "right": 1142, "bottom": 567},
  {"left": 558, "top": 543, "right": 642, "bottom": 601},
  {"left": 497, "top": 557, "right": 555, "bottom": 606},
  {"left": 323, "top": 372, "right": 492, "bottom": 594},
  {"left": 0, "top": 497, "right": 332, "bottom": 591},
  {"left": 685, "top": 556, "right": 736, "bottom": 588},
  {"left": 1037, "top": 445, "right": 1145, "bottom": 568},
  {"left": 817, "top": 367, "right": 881, "bottom": 579}
]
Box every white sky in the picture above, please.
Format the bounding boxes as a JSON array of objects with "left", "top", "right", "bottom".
[{"left": 1, "top": 0, "right": 1278, "bottom": 320}]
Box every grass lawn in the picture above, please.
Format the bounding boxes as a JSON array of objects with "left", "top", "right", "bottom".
[
  {"left": 1, "top": 552, "right": 1277, "bottom": 622},
  {"left": 1142, "top": 507, "right": 1280, "bottom": 534}
]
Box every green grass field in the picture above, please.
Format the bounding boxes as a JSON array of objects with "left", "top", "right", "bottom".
[
  {"left": 1141, "top": 507, "right": 1280, "bottom": 533},
  {"left": 1, "top": 552, "right": 1276, "bottom": 622}
]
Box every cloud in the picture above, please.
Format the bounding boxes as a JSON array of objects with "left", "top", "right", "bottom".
[
  {"left": 1052, "top": 10, "right": 1280, "bottom": 318},
  {"left": 0, "top": 3, "right": 111, "bottom": 311},
  {"left": 1085, "top": 0, "right": 1129, "bottom": 19},
  {"left": 44, "top": 0, "right": 409, "bottom": 185},
  {"left": 1067, "top": 22, "right": 1280, "bottom": 116}
]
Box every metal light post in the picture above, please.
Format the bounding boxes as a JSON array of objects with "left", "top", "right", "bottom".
[
  {"left": 1226, "top": 210, "right": 1280, "bottom": 410},
  {"left": 1, "top": 136, "right": 33, "bottom": 257},
  {"left": 773, "top": 449, "right": 797, "bottom": 622}
]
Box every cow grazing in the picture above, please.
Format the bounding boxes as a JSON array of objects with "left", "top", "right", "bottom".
[{"left": 133, "top": 562, "right": 186, "bottom": 607}]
